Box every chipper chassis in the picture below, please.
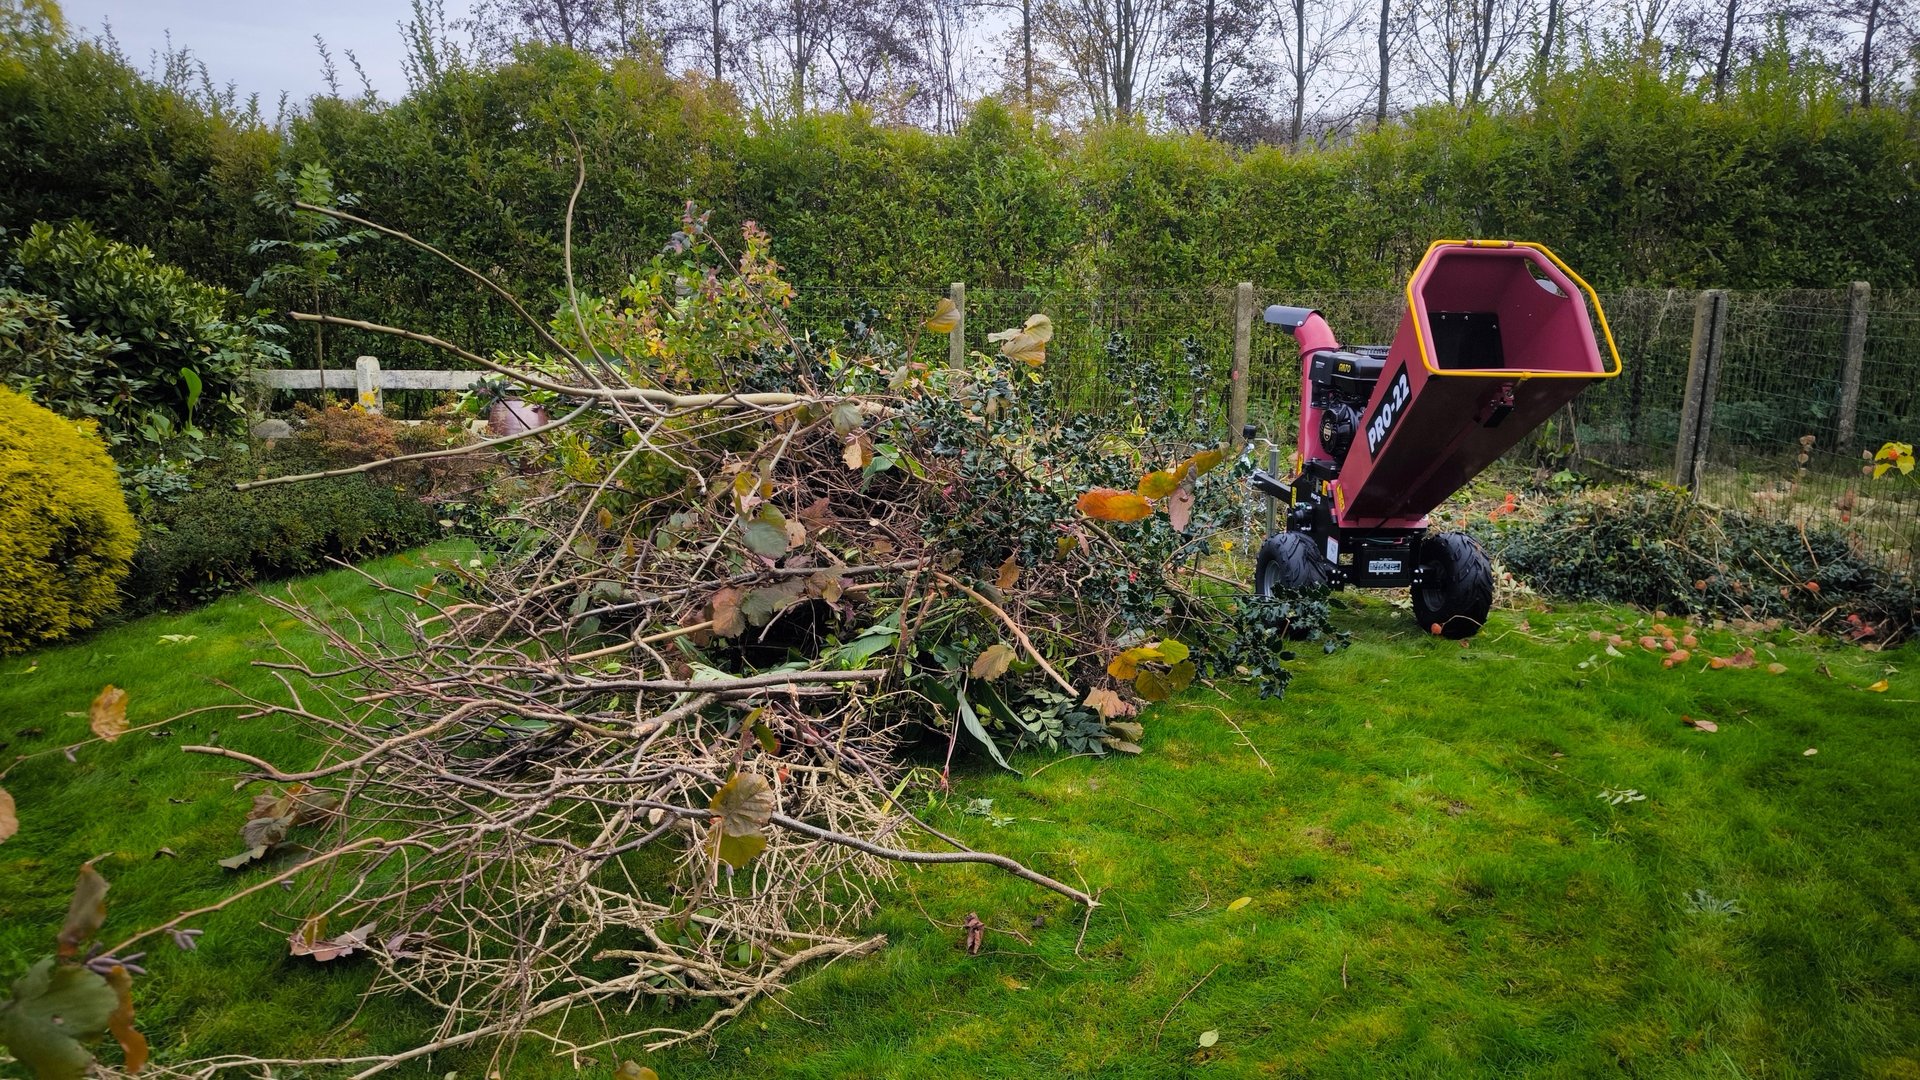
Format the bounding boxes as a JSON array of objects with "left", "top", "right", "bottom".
[{"left": 1245, "top": 240, "right": 1623, "bottom": 639}]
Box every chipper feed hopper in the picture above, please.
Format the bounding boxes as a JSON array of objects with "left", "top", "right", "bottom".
[{"left": 1246, "top": 240, "right": 1622, "bottom": 638}]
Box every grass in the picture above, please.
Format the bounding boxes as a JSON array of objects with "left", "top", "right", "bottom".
[{"left": 2, "top": 552, "right": 1917, "bottom": 1079}]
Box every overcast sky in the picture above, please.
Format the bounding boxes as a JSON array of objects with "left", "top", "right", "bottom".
[{"left": 59, "top": 1, "right": 476, "bottom": 106}]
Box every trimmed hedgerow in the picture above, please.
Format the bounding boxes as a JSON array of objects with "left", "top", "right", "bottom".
[{"left": 0, "top": 385, "right": 138, "bottom": 652}]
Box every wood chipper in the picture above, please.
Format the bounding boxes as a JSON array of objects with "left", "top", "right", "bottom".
[{"left": 1245, "top": 240, "right": 1623, "bottom": 638}]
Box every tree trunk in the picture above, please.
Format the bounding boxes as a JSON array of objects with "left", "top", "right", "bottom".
[
  {"left": 1859, "top": 0, "right": 1879, "bottom": 108},
  {"left": 1200, "top": 0, "right": 1217, "bottom": 134},
  {"left": 711, "top": 0, "right": 724, "bottom": 81},
  {"left": 1713, "top": 0, "right": 1736, "bottom": 97},
  {"left": 1291, "top": 0, "right": 1306, "bottom": 147},
  {"left": 1538, "top": 0, "right": 1558, "bottom": 63},
  {"left": 1376, "top": 0, "right": 1390, "bottom": 124},
  {"left": 1023, "top": 0, "right": 1034, "bottom": 108}
]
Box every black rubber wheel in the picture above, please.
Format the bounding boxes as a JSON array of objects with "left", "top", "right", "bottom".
[
  {"left": 1412, "top": 531, "right": 1494, "bottom": 639},
  {"left": 1254, "top": 531, "right": 1333, "bottom": 597}
]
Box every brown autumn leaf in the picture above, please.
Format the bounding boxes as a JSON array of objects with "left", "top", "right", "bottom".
[
  {"left": 0, "top": 785, "right": 16, "bottom": 845},
  {"left": 1662, "top": 649, "right": 1691, "bottom": 667},
  {"left": 90, "top": 684, "right": 129, "bottom": 742},
  {"left": 1076, "top": 488, "right": 1154, "bottom": 522},
  {"left": 842, "top": 433, "right": 872, "bottom": 470},
  {"left": 989, "top": 314, "right": 1053, "bottom": 366},
  {"left": 970, "top": 643, "right": 1017, "bottom": 681},
  {"left": 1083, "top": 687, "right": 1137, "bottom": 719},
  {"left": 1683, "top": 715, "right": 1718, "bottom": 732},
  {"left": 996, "top": 555, "right": 1021, "bottom": 591},
  {"left": 104, "top": 963, "right": 149, "bottom": 1073},
  {"left": 710, "top": 587, "right": 746, "bottom": 638},
  {"left": 58, "top": 862, "right": 109, "bottom": 959}
]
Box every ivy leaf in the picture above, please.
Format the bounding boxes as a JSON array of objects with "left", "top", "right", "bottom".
[
  {"left": 102, "top": 964, "right": 147, "bottom": 1073},
  {"left": 0, "top": 786, "right": 16, "bottom": 845},
  {"left": 57, "top": 863, "right": 109, "bottom": 960},
  {"left": 1077, "top": 488, "right": 1153, "bottom": 523},
  {"left": 0, "top": 958, "right": 118, "bottom": 1080},
  {"left": 1137, "top": 469, "right": 1181, "bottom": 500},
  {"left": 743, "top": 507, "right": 790, "bottom": 560},
  {"left": 89, "top": 685, "right": 129, "bottom": 742},
  {"left": 924, "top": 297, "right": 960, "bottom": 334},
  {"left": 970, "top": 644, "right": 1017, "bottom": 681}
]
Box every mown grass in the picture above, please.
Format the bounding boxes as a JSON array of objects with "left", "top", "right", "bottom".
[{"left": 2, "top": 554, "right": 1916, "bottom": 1079}]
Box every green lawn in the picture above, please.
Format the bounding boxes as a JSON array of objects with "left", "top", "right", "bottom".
[{"left": 2, "top": 552, "right": 1917, "bottom": 1079}]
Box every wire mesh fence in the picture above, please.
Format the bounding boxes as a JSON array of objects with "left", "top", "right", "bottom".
[{"left": 782, "top": 280, "right": 1918, "bottom": 567}]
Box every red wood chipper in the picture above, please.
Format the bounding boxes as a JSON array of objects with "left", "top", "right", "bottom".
[{"left": 1245, "top": 240, "right": 1623, "bottom": 638}]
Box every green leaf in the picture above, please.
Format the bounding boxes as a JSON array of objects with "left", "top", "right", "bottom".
[
  {"left": 0, "top": 958, "right": 117, "bottom": 1080},
  {"left": 1156, "top": 640, "right": 1191, "bottom": 664},
  {"left": 1167, "top": 659, "right": 1196, "bottom": 692},
  {"left": 715, "top": 831, "right": 767, "bottom": 870},
  {"left": 179, "top": 366, "right": 202, "bottom": 412},
  {"left": 829, "top": 401, "right": 864, "bottom": 434},
  {"left": 743, "top": 507, "right": 789, "bottom": 559},
  {"left": 1106, "top": 720, "right": 1145, "bottom": 742},
  {"left": 1198, "top": 1029, "right": 1220, "bottom": 1048},
  {"left": 709, "top": 774, "right": 776, "bottom": 838},
  {"left": 955, "top": 689, "right": 1018, "bottom": 773},
  {"left": 1226, "top": 896, "right": 1252, "bottom": 911},
  {"left": 829, "top": 630, "right": 897, "bottom": 666},
  {"left": 1135, "top": 669, "right": 1172, "bottom": 702},
  {"left": 218, "top": 845, "right": 269, "bottom": 870},
  {"left": 740, "top": 580, "right": 806, "bottom": 627}
]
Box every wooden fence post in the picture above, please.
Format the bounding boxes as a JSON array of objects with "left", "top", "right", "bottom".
[
  {"left": 1673, "top": 290, "right": 1727, "bottom": 492},
  {"left": 1836, "top": 281, "right": 1870, "bottom": 451},
  {"left": 948, "top": 281, "right": 966, "bottom": 369},
  {"left": 1230, "top": 282, "right": 1254, "bottom": 449},
  {"left": 355, "top": 355, "right": 383, "bottom": 414}
]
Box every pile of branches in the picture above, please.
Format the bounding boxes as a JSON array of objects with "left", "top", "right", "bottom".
[{"left": 100, "top": 198, "right": 1314, "bottom": 1077}]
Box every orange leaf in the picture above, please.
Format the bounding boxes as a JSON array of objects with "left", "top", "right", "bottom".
[
  {"left": 1430, "top": 623, "right": 1443, "bottom": 635},
  {"left": 1138, "top": 469, "right": 1181, "bottom": 500},
  {"left": 91, "top": 684, "right": 129, "bottom": 742},
  {"left": 0, "top": 786, "right": 14, "bottom": 845},
  {"left": 1767, "top": 662, "right": 1787, "bottom": 674},
  {"left": 105, "top": 964, "right": 149, "bottom": 1073},
  {"left": 996, "top": 556, "right": 1021, "bottom": 591},
  {"left": 1867, "top": 679, "right": 1889, "bottom": 692},
  {"left": 1077, "top": 488, "right": 1153, "bottom": 522}
]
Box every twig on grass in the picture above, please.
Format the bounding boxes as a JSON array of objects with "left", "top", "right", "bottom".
[{"left": 1153, "top": 962, "right": 1224, "bottom": 1048}]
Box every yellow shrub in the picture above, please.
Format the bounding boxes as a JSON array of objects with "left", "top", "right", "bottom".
[{"left": 0, "top": 385, "right": 138, "bottom": 652}]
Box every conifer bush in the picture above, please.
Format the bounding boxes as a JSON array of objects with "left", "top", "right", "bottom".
[{"left": 0, "top": 384, "right": 137, "bottom": 652}]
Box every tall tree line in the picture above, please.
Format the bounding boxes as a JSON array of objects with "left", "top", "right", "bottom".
[{"left": 461, "top": 0, "right": 1914, "bottom": 139}]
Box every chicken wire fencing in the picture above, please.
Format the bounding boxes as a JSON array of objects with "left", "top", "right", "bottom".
[{"left": 779, "top": 282, "right": 1918, "bottom": 566}]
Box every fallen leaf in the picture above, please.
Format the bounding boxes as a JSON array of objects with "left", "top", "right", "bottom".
[
  {"left": 996, "top": 556, "right": 1021, "bottom": 591},
  {"left": 1766, "top": 662, "right": 1787, "bottom": 675},
  {"left": 963, "top": 911, "right": 985, "bottom": 954},
  {"left": 289, "top": 918, "right": 377, "bottom": 962},
  {"left": 1198, "top": 1029, "right": 1220, "bottom": 1048},
  {"left": 1662, "top": 649, "right": 1691, "bottom": 668},
  {"left": 614, "top": 1063, "right": 661, "bottom": 1080},
  {"left": 1803, "top": 747, "right": 1818, "bottom": 756},
  {"left": 1083, "top": 687, "right": 1137, "bottom": 719},
  {"left": 1866, "top": 679, "right": 1889, "bottom": 692},
  {"left": 1683, "top": 716, "right": 1718, "bottom": 732},
  {"left": 0, "top": 786, "right": 15, "bottom": 844},
  {"left": 710, "top": 587, "right": 746, "bottom": 638},
  {"left": 90, "top": 685, "right": 129, "bottom": 742},
  {"left": 969, "top": 643, "right": 1016, "bottom": 681},
  {"left": 58, "top": 863, "right": 109, "bottom": 959},
  {"left": 842, "top": 434, "right": 872, "bottom": 470},
  {"left": 1226, "top": 896, "right": 1252, "bottom": 912}
]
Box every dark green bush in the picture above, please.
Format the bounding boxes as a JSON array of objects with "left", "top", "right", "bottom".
[
  {"left": 0, "top": 384, "right": 138, "bottom": 652},
  {"left": 124, "top": 444, "right": 441, "bottom": 613},
  {"left": 1479, "top": 488, "right": 1918, "bottom": 639},
  {"left": 3, "top": 221, "right": 289, "bottom": 452}
]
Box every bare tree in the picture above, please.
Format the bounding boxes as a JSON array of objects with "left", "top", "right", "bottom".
[
  {"left": 467, "top": 0, "right": 654, "bottom": 57},
  {"left": 1277, "top": 0, "right": 1361, "bottom": 143},
  {"left": 1164, "top": 0, "right": 1278, "bottom": 137},
  {"left": 1037, "top": 0, "right": 1169, "bottom": 120}
]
